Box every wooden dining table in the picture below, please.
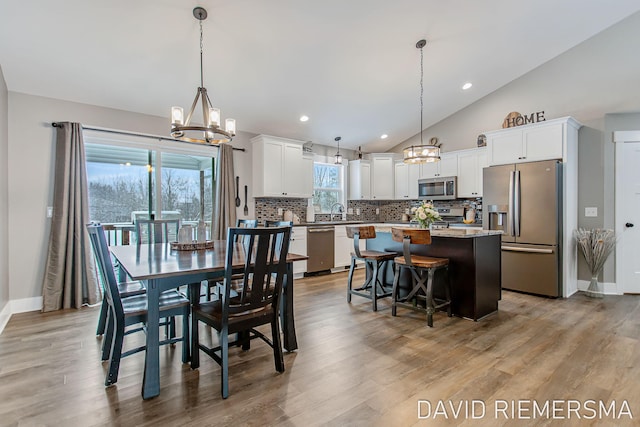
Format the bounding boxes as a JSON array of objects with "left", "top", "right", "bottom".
[{"left": 109, "top": 241, "right": 307, "bottom": 400}]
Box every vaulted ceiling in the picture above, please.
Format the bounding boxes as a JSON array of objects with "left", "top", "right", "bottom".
[{"left": 1, "top": 1, "right": 639, "bottom": 152}]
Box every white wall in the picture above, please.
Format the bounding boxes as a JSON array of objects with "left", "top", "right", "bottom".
[
  {"left": 0, "top": 65, "right": 9, "bottom": 324},
  {"left": 7, "top": 92, "right": 255, "bottom": 304},
  {"left": 390, "top": 11, "right": 640, "bottom": 283}
]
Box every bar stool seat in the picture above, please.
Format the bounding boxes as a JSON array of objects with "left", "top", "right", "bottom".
[
  {"left": 391, "top": 227, "right": 452, "bottom": 327},
  {"left": 346, "top": 226, "right": 396, "bottom": 311}
]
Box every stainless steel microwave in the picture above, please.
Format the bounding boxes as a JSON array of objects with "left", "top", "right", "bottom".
[{"left": 418, "top": 176, "right": 457, "bottom": 200}]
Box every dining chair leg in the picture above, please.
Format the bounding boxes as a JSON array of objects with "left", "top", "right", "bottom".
[
  {"left": 190, "top": 314, "right": 200, "bottom": 370},
  {"left": 391, "top": 264, "right": 400, "bottom": 317},
  {"left": 271, "top": 317, "right": 285, "bottom": 373},
  {"left": 102, "top": 309, "right": 115, "bottom": 361},
  {"left": 220, "top": 327, "right": 230, "bottom": 399},
  {"left": 347, "top": 257, "right": 356, "bottom": 303},
  {"left": 105, "top": 325, "right": 125, "bottom": 386},
  {"left": 96, "top": 298, "right": 108, "bottom": 336},
  {"left": 240, "top": 331, "right": 251, "bottom": 351}
]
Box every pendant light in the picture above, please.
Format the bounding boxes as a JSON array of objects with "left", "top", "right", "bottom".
[
  {"left": 170, "top": 7, "right": 236, "bottom": 144},
  {"left": 403, "top": 39, "right": 441, "bottom": 164},
  {"left": 334, "top": 136, "right": 343, "bottom": 165}
]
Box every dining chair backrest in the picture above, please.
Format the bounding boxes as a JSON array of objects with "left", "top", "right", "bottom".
[
  {"left": 391, "top": 227, "right": 432, "bottom": 267},
  {"left": 263, "top": 220, "right": 293, "bottom": 253},
  {"left": 135, "top": 219, "right": 181, "bottom": 244},
  {"left": 223, "top": 226, "right": 291, "bottom": 316},
  {"left": 236, "top": 219, "right": 258, "bottom": 228},
  {"left": 87, "top": 223, "right": 123, "bottom": 318}
]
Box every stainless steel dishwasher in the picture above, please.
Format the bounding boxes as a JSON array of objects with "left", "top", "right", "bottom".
[{"left": 306, "top": 225, "right": 335, "bottom": 273}]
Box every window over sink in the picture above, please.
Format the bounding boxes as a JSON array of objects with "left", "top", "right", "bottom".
[{"left": 312, "top": 162, "right": 345, "bottom": 213}]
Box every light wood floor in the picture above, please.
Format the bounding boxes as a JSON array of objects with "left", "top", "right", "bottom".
[{"left": 1, "top": 270, "right": 639, "bottom": 426}]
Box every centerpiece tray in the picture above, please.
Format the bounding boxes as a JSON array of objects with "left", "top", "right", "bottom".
[{"left": 170, "top": 240, "right": 215, "bottom": 251}]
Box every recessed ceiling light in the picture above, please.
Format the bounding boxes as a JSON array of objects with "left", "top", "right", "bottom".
[
  {"left": 299, "top": 115, "right": 309, "bottom": 122},
  {"left": 380, "top": 134, "right": 388, "bottom": 139},
  {"left": 462, "top": 82, "right": 473, "bottom": 90}
]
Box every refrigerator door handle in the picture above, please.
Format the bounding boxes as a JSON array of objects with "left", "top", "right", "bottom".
[
  {"left": 502, "top": 245, "right": 554, "bottom": 254},
  {"left": 514, "top": 169, "right": 521, "bottom": 237},
  {"left": 508, "top": 170, "right": 515, "bottom": 236}
]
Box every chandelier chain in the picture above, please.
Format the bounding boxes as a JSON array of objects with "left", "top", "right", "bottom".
[
  {"left": 420, "top": 44, "right": 424, "bottom": 145},
  {"left": 199, "top": 18, "right": 204, "bottom": 88}
]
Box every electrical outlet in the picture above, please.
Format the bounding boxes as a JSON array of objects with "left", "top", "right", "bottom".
[
  {"left": 375, "top": 208, "right": 380, "bottom": 215},
  {"left": 356, "top": 208, "right": 361, "bottom": 216},
  {"left": 277, "top": 208, "right": 283, "bottom": 216},
  {"left": 46, "top": 206, "right": 53, "bottom": 218},
  {"left": 347, "top": 208, "right": 353, "bottom": 215},
  {"left": 585, "top": 207, "right": 598, "bottom": 217},
  {"left": 405, "top": 208, "right": 411, "bottom": 214}
]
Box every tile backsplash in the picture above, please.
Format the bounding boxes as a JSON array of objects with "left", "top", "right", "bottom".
[{"left": 256, "top": 197, "right": 482, "bottom": 223}]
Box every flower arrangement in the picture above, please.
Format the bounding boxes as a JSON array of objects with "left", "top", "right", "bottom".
[
  {"left": 574, "top": 228, "right": 616, "bottom": 298},
  {"left": 411, "top": 201, "right": 442, "bottom": 229}
]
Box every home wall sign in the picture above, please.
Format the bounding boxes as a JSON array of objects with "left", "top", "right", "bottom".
[{"left": 502, "top": 111, "right": 546, "bottom": 128}]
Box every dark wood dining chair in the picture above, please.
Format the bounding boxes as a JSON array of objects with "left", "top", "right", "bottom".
[
  {"left": 346, "top": 225, "right": 396, "bottom": 311},
  {"left": 190, "top": 226, "right": 291, "bottom": 399},
  {"left": 91, "top": 222, "right": 146, "bottom": 337},
  {"left": 134, "top": 218, "right": 181, "bottom": 244},
  {"left": 87, "top": 223, "right": 190, "bottom": 386},
  {"left": 390, "top": 227, "right": 452, "bottom": 327}
]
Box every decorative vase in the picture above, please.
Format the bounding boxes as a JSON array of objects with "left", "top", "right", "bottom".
[{"left": 585, "top": 274, "right": 604, "bottom": 298}]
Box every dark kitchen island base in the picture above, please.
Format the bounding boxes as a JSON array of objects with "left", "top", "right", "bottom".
[{"left": 366, "top": 228, "right": 502, "bottom": 321}]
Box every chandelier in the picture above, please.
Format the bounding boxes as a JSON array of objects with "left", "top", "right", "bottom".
[
  {"left": 170, "top": 7, "right": 235, "bottom": 144},
  {"left": 334, "top": 136, "right": 343, "bottom": 164},
  {"left": 403, "top": 39, "right": 440, "bottom": 164}
]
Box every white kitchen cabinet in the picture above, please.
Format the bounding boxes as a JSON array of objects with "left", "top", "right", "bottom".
[
  {"left": 290, "top": 226, "right": 307, "bottom": 276},
  {"left": 370, "top": 154, "right": 395, "bottom": 200},
  {"left": 252, "top": 135, "right": 313, "bottom": 198},
  {"left": 419, "top": 152, "right": 458, "bottom": 179},
  {"left": 485, "top": 117, "right": 579, "bottom": 166},
  {"left": 349, "top": 160, "right": 371, "bottom": 200},
  {"left": 394, "top": 161, "right": 420, "bottom": 199},
  {"left": 334, "top": 225, "right": 365, "bottom": 269},
  {"left": 456, "top": 148, "right": 488, "bottom": 198}
]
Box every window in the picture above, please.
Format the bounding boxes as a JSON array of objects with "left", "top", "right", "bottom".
[
  {"left": 312, "top": 162, "right": 344, "bottom": 213},
  {"left": 85, "top": 135, "right": 216, "bottom": 229}
]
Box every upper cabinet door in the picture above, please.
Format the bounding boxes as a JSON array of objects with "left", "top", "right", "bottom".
[
  {"left": 394, "top": 162, "right": 409, "bottom": 199},
  {"left": 523, "top": 123, "right": 563, "bottom": 162},
  {"left": 371, "top": 155, "right": 394, "bottom": 199},
  {"left": 488, "top": 130, "right": 523, "bottom": 166},
  {"left": 439, "top": 153, "right": 458, "bottom": 177},
  {"left": 252, "top": 135, "right": 311, "bottom": 198}
]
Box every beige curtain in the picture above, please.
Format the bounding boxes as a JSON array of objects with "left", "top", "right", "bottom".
[
  {"left": 42, "top": 122, "right": 100, "bottom": 312},
  {"left": 213, "top": 142, "right": 237, "bottom": 240}
]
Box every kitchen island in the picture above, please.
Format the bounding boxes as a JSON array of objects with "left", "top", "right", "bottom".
[{"left": 367, "top": 226, "right": 502, "bottom": 321}]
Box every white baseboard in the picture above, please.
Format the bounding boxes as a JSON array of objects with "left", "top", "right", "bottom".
[
  {"left": 576, "top": 280, "right": 620, "bottom": 295},
  {"left": 0, "top": 296, "right": 43, "bottom": 336}
]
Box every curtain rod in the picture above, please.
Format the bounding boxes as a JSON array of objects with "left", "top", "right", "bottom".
[{"left": 50, "top": 122, "right": 246, "bottom": 152}]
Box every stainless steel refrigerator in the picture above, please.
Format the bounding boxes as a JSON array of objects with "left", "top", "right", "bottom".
[{"left": 482, "top": 160, "right": 562, "bottom": 297}]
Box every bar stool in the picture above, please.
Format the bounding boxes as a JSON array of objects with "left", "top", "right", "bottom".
[
  {"left": 390, "top": 227, "right": 452, "bottom": 327},
  {"left": 346, "top": 226, "right": 396, "bottom": 311}
]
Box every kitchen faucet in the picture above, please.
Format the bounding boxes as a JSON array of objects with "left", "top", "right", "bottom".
[{"left": 330, "top": 203, "right": 345, "bottom": 221}]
